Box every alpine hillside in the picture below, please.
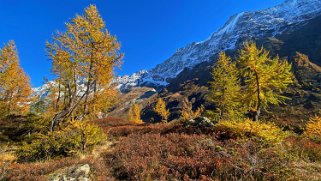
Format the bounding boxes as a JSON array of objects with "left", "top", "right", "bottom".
[{"left": 114, "top": 0, "right": 321, "bottom": 92}]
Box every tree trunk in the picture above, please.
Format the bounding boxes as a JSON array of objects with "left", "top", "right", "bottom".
[
  {"left": 51, "top": 91, "right": 87, "bottom": 131},
  {"left": 56, "top": 81, "right": 61, "bottom": 111},
  {"left": 83, "top": 49, "right": 94, "bottom": 117},
  {"left": 254, "top": 72, "right": 261, "bottom": 121},
  {"left": 254, "top": 107, "right": 260, "bottom": 122},
  {"left": 83, "top": 70, "right": 92, "bottom": 116},
  {"left": 50, "top": 108, "right": 71, "bottom": 131},
  {"left": 7, "top": 92, "right": 13, "bottom": 115}
]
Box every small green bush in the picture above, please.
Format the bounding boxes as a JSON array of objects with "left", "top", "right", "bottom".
[
  {"left": 17, "top": 121, "right": 105, "bottom": 162},
  {"left": 215, "top": 119, "right": 289, "bottom": 144}
]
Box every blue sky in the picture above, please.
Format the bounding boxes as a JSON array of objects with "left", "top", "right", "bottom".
[{"left": 0, "top": 0, "right": 283, "bottom": 87}]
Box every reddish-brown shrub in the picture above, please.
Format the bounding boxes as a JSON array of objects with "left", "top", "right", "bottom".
[
  {"left": 90, "top": 116, "right": 142, "bottom": 135},
  {"left": 90, "top": 117, "right": 132, "bottom": 127},
  {"left": 104, "top": 133, "right": 237, "bottom": 180},
  {"left": 284, "top": 136, "right": 321, "bottom": 162},
  {"left": 103, "top": 122, "right": 297, "bottom": 180},
  {"left": 4, "top": 156, "right": 112, "bottom": 181},
  {"left": 108, "top": 122, "right": 217, "bottom": 139}
]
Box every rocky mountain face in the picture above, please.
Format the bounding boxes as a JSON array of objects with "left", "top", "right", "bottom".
[
  {"left": 115, "top": 0, "right": 321, "bottom": 92},
  {"left": 144, "top": 12, "right": 321, "bottom": 127},
  {"left": 167, "top": 12, "right": 321, "bottom": 93}
]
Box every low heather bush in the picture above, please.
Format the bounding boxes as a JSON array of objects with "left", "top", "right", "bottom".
[{"left": 104, "top": 130, "right": 295, "bottom": 181}]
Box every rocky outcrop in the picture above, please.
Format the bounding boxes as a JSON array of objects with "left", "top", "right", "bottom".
[
  {"left": 48, "top": 164, "right": 91, "bottom": 181},
  {"left": 184, "top": 117, "right": 215, "bottom": 127}
]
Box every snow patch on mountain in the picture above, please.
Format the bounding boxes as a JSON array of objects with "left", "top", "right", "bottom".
[{"left": 218, "top": 12, "right": 245, "bottom": 35}]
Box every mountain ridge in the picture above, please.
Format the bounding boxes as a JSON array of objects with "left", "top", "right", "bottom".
[{"left": 114, "top": 0, "right": 321, "bottom": 92}]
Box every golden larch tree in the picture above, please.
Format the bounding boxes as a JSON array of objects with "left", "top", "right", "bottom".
[
  {"left": 0, "top": 41, "right": 32, "bottom": 116},
  {"left": 128, "top": 103, "right": 143, "bottom": 124},
  {"left": 237, "top": 42, "right": 294, "bottom": 121},
  {"left": 154, "top": 98, "right": 170, "bottom": 123},
  {"left": 207, "top": 52, "right": 243, "bottom": 121},
  {"left": 181, "top": 97, "right": 203, "bottom": 121},
  {"left": 47, "top": 5, "right": 122, "bottom": 130}
]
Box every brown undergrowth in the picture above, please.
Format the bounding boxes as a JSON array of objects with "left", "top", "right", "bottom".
[{"left": 2, "top": 117, "right": 321, "bottom": 180}]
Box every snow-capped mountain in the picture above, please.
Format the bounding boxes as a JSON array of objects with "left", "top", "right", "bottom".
[
  {"left": 112, "top": 70, "right": 168, "bottom": 92},
  {"left": 115, "top": 0, "right": 321, "bottom": 91}
]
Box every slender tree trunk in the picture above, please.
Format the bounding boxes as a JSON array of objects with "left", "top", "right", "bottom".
[
  {"left": 93, "top": 80, "right": 97, "bottom": 116},
  {"left": 255, "top": 107, "right": 261, "bottom": 122},
  {"left": 50, "top": 91, "right": 87, "bottom": 131},
  {"left": 67, "top": 83, "right": 72, "bottom": 106},
  {"left": 254, "top": 72, "right": 261, "bottom": 121},
  {"left": 7, "top": 92, "right": 13, "bottom": 115},
  {"left": 63, "top": 84, "right": 67, "bottom": 107},
  {"left": 50, "top": 108, "right": 71, "bottom": 131},
  {"left": 56, "top": 81, "right": 61, "bottom": 111},
  {"left": 81, "top": 131, "right": 86, "bottom": 153},
  {"left": 83, "top": 61, "right": 93, "bottom": 117},
  {"left": 51, "top": 72, "right": 87, "bottom": 131},
  {"left": 83, "top": 45, "right": 94, "bottom": 117}
]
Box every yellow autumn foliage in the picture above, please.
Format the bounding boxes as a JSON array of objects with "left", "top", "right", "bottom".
[
  {"left": 128, "top": 103, "right": 143, "bottom": 124},
  {"left": 181, "top": 97, "right": 203, "bottom": 121},
  {"left": 17, "top": 121, "right": 105, "bottom": 161},
  {"left": 215, "top": 119, "right": 288, "bottom": 144},
  {"left": 305, "top": 116, "right": 321, "bottom": 142},
  {"left": 154, "top": 98, "right": 170, "bottom": 123},
  {"left": 46, "top": 5, "right": 122, "bottom": 130},
  {"left": 0, "top": 41, "right": 32, "bottom": 117}
]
